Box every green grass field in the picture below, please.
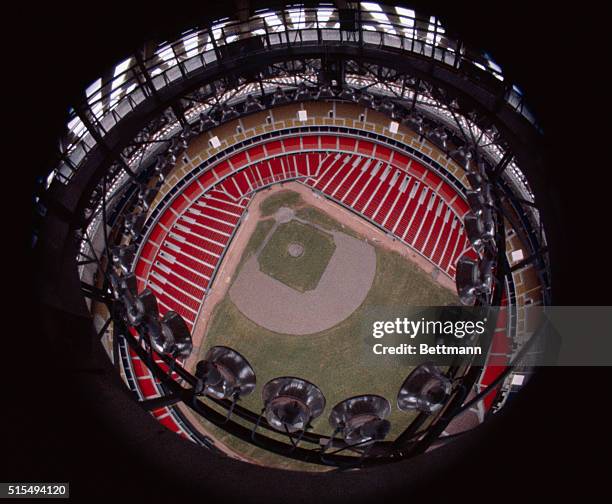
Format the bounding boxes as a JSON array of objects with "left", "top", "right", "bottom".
[
  {"left": 259, "top": 189, "right": 303, "bottom": 216},
  {"left": 258, "top": 220, "right": 336, "bottom": 292},
  {"left": 191, "top": 191, "right": 459, "bottom": 471}
]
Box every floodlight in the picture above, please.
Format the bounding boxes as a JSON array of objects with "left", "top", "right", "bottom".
[
  {"left": 397, "top": 362, "right": 452, "bottom": 414},
  {"left": 315, "top": 84, "right": 335, "bottom": 99},
  {"left": 111, "top": 244, "right": 135, "bottom": 274},
  {"left": 221, "top": 104, "right": 239, "bottom": 122},
  {"left": 455, "top": 255, "right": 480, "bottom": 305},
  {"left": 382, "top": 101, "right": 396, "bottom": 117},
  {"left": 110, "top": 270, "right": 136, "bottom": 299},
  {"left": 147, "top": 316, "right": 171, "bottom": 354},
  {"left": 271, "top": 86, "right": 289, "bottom": 105},
  {"left": 466, "top": 190, "right": 486, "bottom": 215},
  {"left": 160, "top": 311, "right": 193, "bottom": 358},
  {"left": 117, "top": 272, "right": 138, "bottom": 296},
  {"left": 430, "top": 127, "right": 448, "bottom": 149},
  {"left": 485, "top": 124, "right": 499, "bottom": 141},
  {"left": 181, "top": 124, "right": 195, "bottom": 140},
  {"left": 194, "top": 346, "right": 256, "bottom": 401},
  {"left": 124, "top": 212, "right": 146, "bottom": 239},
  {"left": 464, "top": 212, "right": 486, "bottom": 251},
  {"left": 198, "top": 112, "right": 217, "bottom": 132},
  {"left": 138, "top": 185, "right": 157, "bottom": 211},
  {"left": 455, "top": 254, "right": 494, "bottom": 305},
  {"left": 165, "top": 150, "right": 177, "bottom": 166},
  {"left": 358, "top": 91, "right": 374, "bottom": 108},
  {"left": 464, "top": 210, "right": 495, "bottom": 252},
  {"left": 169, "top": 136, "right": 187, "bottom": 154},
  {"left": 481, "top": 208, "right": 496, "bottom": 241},
  {"left": 338, "top": 87, "right": 357, "bottom": 101},
  {"left": 243, "top": 94, "right": 264, "bottom": 113},
  {"left": 124, "top": 288, "right": 159, "bottom": 326},
  {"left": 405, "top": 114, "right": 424, "bottom": 134},
  {"left": 153, "top": 156, "right": 167, "bottom": 182},
  {"left": 466, "top": 171, "right": 484, "bottom": 190},
  {"left": 478, "top": 254, "right": 495, "bottom": 293},
  {"left": 482, "top": 184, "right": 495, "bottom": 206},
  {"left": 209, "top": 136, "right": 221, "bottom": 148},
  {"left": 155, "top": 154, "right": 168, "bottom": 172},
  {"left": 452, "top": 146, "right": 472, "bottom": 163},
  {"left": 261, "top": 377, "right": 326, "bottom": 433},
  {"left": 295, "top": 82, "right": 312, "bottom": 100},
  {"left": 389, "top": 121, "right": 399, "bottom": 134},
  {"left": 328, "top": 395, "right": 391, "bottom": 446}
]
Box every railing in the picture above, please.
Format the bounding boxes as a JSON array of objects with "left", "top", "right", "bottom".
[{"left": 52, "top": 2, "right": 535, "bottom": 186}]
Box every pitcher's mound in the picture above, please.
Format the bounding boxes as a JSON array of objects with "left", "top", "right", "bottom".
[{"left": 287, "top": 243, "right": 304, "bottom": 257}]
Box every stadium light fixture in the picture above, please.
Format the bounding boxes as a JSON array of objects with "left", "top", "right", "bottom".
[
  {"left": 123, "top": 288, "right": 159, "bottom": 327},
  {"left": 124, "top": 212, "right": 146, "bottom": 240},
  {"left": 466, "top": 191, "right": 487, "bottom": 215},
  {"left": 160, "top": 311, "right": 193, "bottom": 358},
  {"left": 455, "top": 256, "right": 481, "bottom": 305},
  {"left": 254, "top": 377, "right": 325, "bottom": 446},
  {"left": 198, "top": 112, "right": 217, "bottom": 132},
  {"left": 138, "top": 184, "right": 157, "bottom": 211},
  {"left": 295, "top": 82, "right": 312, "bottom": 100},
  {"left": 464, "top": 210, "right": 495, "bottom": 252},
  {"left": 110, "top": 271, "right": 137, "bottom": 299},
  {"left": 315, "top": 84, "right": 336, "bottom": 99},
  {"left": 378, "top": 100, "right": 395, "bottom": 117},
  {"left": 244, "top": 94, "right": 264, "bottom": 113},
  {"left": 328, "top": 395, "right": 391, "bottom": 447},
  {"left": 455, "top": 254, "right": 495, "bottom": 305},
  {"left": 111, "top": 244, "right": 135, "bottom": 274},
  {"left": 271, "top": 86, "right": 289, "bottom": 105},
  {"left": 194, "top": 346, "right": 256, "bottom": 420},
  {"left": 338, "top": 87, "right": 357, "bottom": 101},
  {"left": 221, "top": 103, "right": 239, "bottom": 122},
  {"left": 405, "top": 113, "right": 424, "bottom": 134},
  {"left": 358, "top": 91, "right": 374, "bottom": 108},
  {"left": 397, "top": 362, "right": 452, "bottom": 414}
]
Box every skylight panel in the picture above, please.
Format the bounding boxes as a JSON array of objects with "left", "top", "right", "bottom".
[
  {"left": 287, "top": 8, "right": 306, "bottom": 29},
  {"left": 317, "top": 8, "right": 333, "bottom": 24},
  {"left": 157, "top": 45, "right": 176, "bottom": 63},
  {"left": 183, "top": 33, "right": 199, "bottom": 58},
  {"left": 361, "top": 2, "right": 382, "bottom": 12},
  {"left": 426, "top": 16, "right": 445, "bottom": 45},
  {"left": 395, "top": 6, "right": 415, "bottom": 18},
  {"left": 259, "top": 12, "right": 285, "bottom": 32},
  {"left": 113, "top": 58, "right": 132, "bottom": 77},
  {"left": 487, "top": 58, "right": 502, "bottom": 73},
  {"left": 86, "top": 78, "right": 102, "bottom": 98},
  {"left": 67, "top": 116, "right": 86, "bottom": 137}
]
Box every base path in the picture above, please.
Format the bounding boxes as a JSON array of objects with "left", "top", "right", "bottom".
[{"left": 230, "top": 228, "right": 376, "bottom": 335}]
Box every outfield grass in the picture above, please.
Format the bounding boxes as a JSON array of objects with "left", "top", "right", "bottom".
[
  {"left": 259, "top": 189, "right": 303, "bottom": 216},
  {"left": 294, "top": 206, "right": 362, "bottom": 239},
  {"left": 258, "top": 220, "right": 336, "bottom": 292},
  {"left": 192, "top": 193, "right": 459, "bottom": 471}
]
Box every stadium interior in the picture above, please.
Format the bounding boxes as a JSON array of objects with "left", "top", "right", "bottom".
[{"left": 12, "top": 0, "right": 609, "bottom": 501}]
